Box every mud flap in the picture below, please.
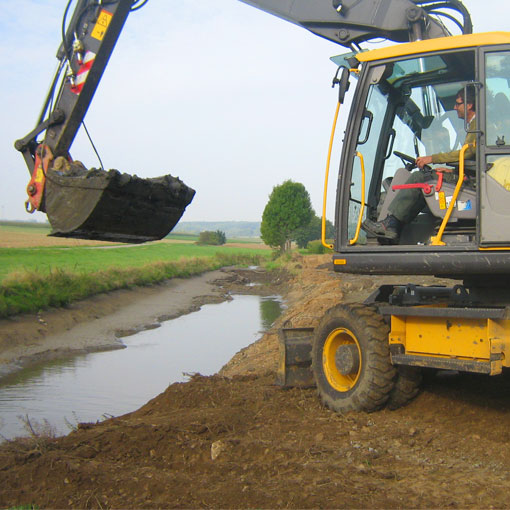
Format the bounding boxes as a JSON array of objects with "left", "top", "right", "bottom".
[
  {"left": 276, "top": 327, "right": 315, "bottom": 388},
  {"left": 44, "top": 166, "right": 195, "bottom": 243}
]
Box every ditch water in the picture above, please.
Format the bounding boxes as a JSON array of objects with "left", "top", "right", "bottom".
[{"left": 0, "top": 294, "right": 284, "bottom": 441}]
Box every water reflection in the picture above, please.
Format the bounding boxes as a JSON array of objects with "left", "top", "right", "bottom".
[
  {"left": 260, "top": 296, "right": 285, "bottom": 331},
  {"left": 0, "top": 294, "right": 283, "bottom": 440}
]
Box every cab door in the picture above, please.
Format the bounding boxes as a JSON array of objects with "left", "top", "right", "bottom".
[{"left": 480, "top": 46, "right": 510, "bottom": 245}]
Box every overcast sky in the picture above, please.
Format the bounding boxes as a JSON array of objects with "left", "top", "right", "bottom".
[{"left": 0, "top": 0, "right": 506, "bottom": 224}]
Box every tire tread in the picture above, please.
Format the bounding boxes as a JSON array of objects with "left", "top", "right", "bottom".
[{"left": 312, "top": 303, "right": 395, "bottom": 413}]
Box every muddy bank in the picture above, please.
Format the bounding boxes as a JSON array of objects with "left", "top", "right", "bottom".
[{"left": 0, "top": 267, "right": 284, "bottom": 380}]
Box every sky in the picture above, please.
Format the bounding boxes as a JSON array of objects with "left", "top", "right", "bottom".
[{"left": 0, "top": 0, "right": 507, "bottom": 224}]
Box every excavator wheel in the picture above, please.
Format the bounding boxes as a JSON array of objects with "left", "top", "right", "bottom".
[
  {"left": 311, "top": 303, "right": 395, "bottom": 413},
  {"left": 387, "top": 365, "right": 423, "bottom": 410}
]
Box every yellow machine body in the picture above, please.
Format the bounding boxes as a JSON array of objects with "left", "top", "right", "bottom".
[{"left": 389, "top": 312, "right": 509, "bottom": 375}]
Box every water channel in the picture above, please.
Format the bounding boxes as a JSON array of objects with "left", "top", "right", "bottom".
[{"left": 0, "top": 294, "right": 284, "bottom": 441}]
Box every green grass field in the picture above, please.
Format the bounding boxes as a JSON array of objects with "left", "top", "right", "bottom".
[
  {"left": 166, "top": 232, "right": 199, "bottom": 242},
  {"left": 0, "top": 223, "right": 269, "bottom": 317},
  {"left": 0, "top": 243, "right": 266, "bottom": 282}
]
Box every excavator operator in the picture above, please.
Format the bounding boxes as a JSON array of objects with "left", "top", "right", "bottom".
[{"left": 362, "top": 87, "right": 476, "bottom": 243}]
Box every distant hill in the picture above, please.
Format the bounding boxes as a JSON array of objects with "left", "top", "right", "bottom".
[
  {"left": 174, "top": 221, "right": 260, "bottom": 238},
  {"left": 0, "top": 220, "right": 49, "bottom": 229}
]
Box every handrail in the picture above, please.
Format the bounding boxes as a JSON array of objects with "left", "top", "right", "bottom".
[
  {"left": 430, "top": 142, "right": 474, "bottom": 246},
  {"left": 349, "top": 152, "right": 366, "bottom": 245},
  {"left": 321, "top": 101, "right": 341, "bottom": 250}
]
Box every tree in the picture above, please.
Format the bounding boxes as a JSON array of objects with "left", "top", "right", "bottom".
[
  {"left": 197, "top": 230, "right": 226, "bottom": 245},
  {"left": 294, "top": 215, "right": 335, "bottom": 249},
  {"left": 260, "top": 180, "right": 314, "bottom": 252},
  {"left": 215, "top": 229, "right": 227, "bottom": 245}
]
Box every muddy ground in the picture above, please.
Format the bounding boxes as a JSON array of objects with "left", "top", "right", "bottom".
[{"left": 2, "top": 255, "right": 510, "bottom": 508}]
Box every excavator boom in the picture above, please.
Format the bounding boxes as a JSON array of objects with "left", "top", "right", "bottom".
[{"left": 239, "top": 0, "right": 472, "bottom": 47}]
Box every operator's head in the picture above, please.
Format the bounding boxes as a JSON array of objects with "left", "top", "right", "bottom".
[{"left": 454, "top": 87, "right": 476, "bottom": 121}]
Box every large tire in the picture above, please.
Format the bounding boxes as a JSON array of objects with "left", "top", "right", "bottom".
[
  {"left": 387, "top": 366, "right": 422, "bottom": 410},
  {"left": 312, "top": 304, "right": 395, "bottom": 413}
]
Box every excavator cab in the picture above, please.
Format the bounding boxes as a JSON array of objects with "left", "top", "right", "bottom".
[
  {"left": 345, "top": 48, "right": 478, "bottom": 244},
  {"left": 332, "top": 34, "right": 510, "bottom": 278}
]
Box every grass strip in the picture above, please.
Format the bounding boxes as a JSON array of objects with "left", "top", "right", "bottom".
[
  {"left": 0, "top": 243, "right": 266, "bottom": 282},
  {"left": 0, "top": 252, "right": 264, "bottom": 319}
]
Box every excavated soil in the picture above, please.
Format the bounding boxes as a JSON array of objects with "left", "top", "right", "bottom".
[{"left": 2, "top": 255, "right": 510, "bottom": 508}]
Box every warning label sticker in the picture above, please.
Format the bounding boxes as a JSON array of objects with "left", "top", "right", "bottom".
[
  {"left": 438, "top": 192, "right": 447, "bottom": 210},
  {"left": 91, "top": 9, "right": 113, "bottom": 41}
]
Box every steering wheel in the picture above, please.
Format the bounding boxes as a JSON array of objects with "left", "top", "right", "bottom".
[
  {"left": 393, "top": 151, "right": 416, "bottom": 168},
  {"left": 394, "top": 150, "right": 433, "bottom": 172}
]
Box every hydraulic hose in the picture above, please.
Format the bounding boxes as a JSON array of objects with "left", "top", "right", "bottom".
[{"left": 414, "top": 0, "right": 473, "bottom": 34}]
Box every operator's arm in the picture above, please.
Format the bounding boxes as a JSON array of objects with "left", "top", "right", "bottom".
[
  {"left": 416, "top": 120, "right": 476, "bottom": 169},
  {"left": 430, "top": 129, "right": 476, "bottom": 163}
]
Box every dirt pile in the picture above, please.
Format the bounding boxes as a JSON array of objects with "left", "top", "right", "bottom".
[{"left": 2, "top": 255, "right": 510, "bottom": 508}]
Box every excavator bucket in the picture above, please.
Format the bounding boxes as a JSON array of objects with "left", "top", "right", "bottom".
[
  {"left": 43, "top": 163, "right": 195, "bottom": 243},
  {"left": 276, "top": 327, "right": 315, "bottom": 388}
]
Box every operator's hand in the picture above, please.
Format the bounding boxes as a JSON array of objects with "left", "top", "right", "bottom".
[{"left": 416, "top": 155, "right": 433, "bottom": 169}]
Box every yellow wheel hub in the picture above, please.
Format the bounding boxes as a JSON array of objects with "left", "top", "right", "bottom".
[{"left": 322, "top": 327, "right": 362, "bottom": 392}]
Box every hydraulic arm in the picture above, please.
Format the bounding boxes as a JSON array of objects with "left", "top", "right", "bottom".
[
  {"left": 239, "top": 0, "right": 472, "bottom": 48},
  {"left": 15, "top": 0, "right": 194, "bottom": 243},
  {"left": 15, "top": 1, "right": 132, "bottom": 166}
]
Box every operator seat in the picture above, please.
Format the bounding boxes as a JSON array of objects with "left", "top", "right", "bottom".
[
  {"left": 375, "top": 166, "right": 477, "bottom": 244},
  {"left": 378, "top": 167, "right": 476, "bottom": 223}
]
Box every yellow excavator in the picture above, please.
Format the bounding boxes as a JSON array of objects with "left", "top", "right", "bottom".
[{"left": 15, "top": 0, "right": 510, "bottom": 411}]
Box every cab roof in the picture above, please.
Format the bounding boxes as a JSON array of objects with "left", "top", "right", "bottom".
[{"left": 357, "top": 32, "right": 510, "bottom": 63}]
